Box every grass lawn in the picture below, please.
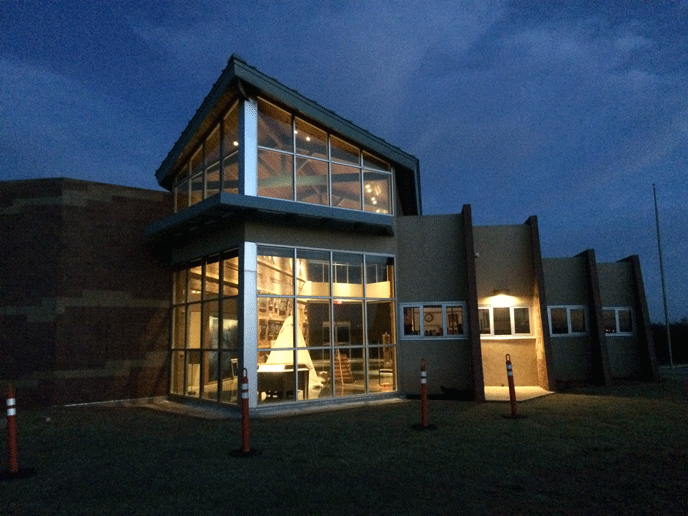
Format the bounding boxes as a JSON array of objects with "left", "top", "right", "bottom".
[{"left": 2, "top": 372, "right": 687, "bottom": 515}]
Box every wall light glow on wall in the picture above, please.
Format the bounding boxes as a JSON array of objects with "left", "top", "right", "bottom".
[{"left": 491, "top": 290, "right": 515, "bottom": 308}]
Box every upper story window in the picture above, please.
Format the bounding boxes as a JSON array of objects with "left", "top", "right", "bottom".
[
  {"left": 479, "top": 306, "right": 531, "bottom": 337},
  {"left": 548, "top": 306, "right": 588, "bottom": 336},
  {"left": 602, "top": 307, "right": 634, "bottom": 335},
  {"left": 172, "top": 97, "right": 395, "bottom": 216},
  {"left": 257, "top": 98, "right": 393, "bottom": 214},
  {"left": 174, "top": 102, "right": 240, "bottom": 212},
  {"left": 401, "top": 302, "right": 467, "bottom": 339}
]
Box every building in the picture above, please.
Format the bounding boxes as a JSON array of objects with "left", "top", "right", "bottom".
[{"left": 0, "top": 55, "right": 657, "bottom": 410}]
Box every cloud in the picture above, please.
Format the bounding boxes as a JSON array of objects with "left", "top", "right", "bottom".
[{"left": 0, "top": 57, "right": 163, "bottom": 189}]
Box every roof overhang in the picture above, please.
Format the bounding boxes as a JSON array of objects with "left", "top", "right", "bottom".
[
  {"left": 154, "top": 55, "right": 422, "bottom": 215},
  {"left": 146, "top": 192, "right": 395, "bottom": 240}
]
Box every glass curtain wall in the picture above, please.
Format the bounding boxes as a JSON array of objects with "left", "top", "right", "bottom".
[
  {"left": 171, "top": 250, "right": 240, "bottom": 403},
  {"left": 256, "top": 246, "right": 396, "bottom": 404},
  {"left": 173, "top": 101, "right": 240, "bottom": 212},
  {"left": 172, "top": 96, "right": 394, "bottom": 216},
  {"left": 257, "top": 98, "right": 393, "bottom": 214}
]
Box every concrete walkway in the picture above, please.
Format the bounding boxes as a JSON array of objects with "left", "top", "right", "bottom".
[{"left": 484, "top": 386, "right": 554, "bottom": 402}]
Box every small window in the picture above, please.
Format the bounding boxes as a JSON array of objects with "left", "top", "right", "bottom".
[
  {"left": 570, "top": 308, "right": 586, "bottom": 333},
  {"left": 513, "top": 307, "right": 530, "bottom": 334},
  {"left": 548, "top": 306, "right": 588, "bottom": 336},
  {"left": 401, "top": 303, "right": 467, "bottom": 339},
  {"left": 479, "top": 306, "right": 531, "bottom": 337},
  {"left": 550, "top": 307, "right": 568, "bottom": 334},
  {"left": 479, "top": 308, "right": 491, "bottom": 334},
  {"left": 493, "top": 307, "right": 511, "bottom": 335},
  {"left": 603, "top": 307, "right": 634, "bottom": 335}
]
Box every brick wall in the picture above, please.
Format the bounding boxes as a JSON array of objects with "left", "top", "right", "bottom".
[{"left": 0, "top": 178, "right": 173, "bottom": 406}]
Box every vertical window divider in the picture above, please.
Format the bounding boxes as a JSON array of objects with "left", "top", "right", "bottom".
[
  {"left": 218, "top": 115, "right": 225, "bottom": 193},
  {"left": 359, "top": 152, "right": 364, "bottom": 214},
  {"left": 328, "top": 251, "right": 335, "bottom": 397},
  {"left": 327, "top": 134, "right": 332, "bottom": 207},
  {"left": 362, "top": 255, "right": 369, "bottom": 394},
  {"left": 292, "top": 116, "right": 297, "bottom": 202},
  {"left": 202, "top": 140, "right": 207, "bottom": 200}
]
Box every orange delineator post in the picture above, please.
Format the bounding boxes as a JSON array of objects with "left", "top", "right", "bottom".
[
  {"left": 240, "top": 368, "right": 251, "bottom": 454},
  {"left": 506, "top": 354, "right": 519, "bottom": 417},
  {"left": 6, "top": 385, "right": 19, "bottom": 474},
  {"left": 420, "top": 359, "right": 429, "bottom": 428}
]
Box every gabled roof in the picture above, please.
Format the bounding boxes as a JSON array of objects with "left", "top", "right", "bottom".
[{"left": 154, "top": 54, "right": 422, "bottom": 215}]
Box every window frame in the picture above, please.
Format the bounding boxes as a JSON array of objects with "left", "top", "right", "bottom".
[
  {"left": 255, "top": 244, "right": 397, "bottom": 402},
  {"left": 400, "top": 302, "right": 468, "bottom": 340},
  {"left": 478, "top": 306, "right": 532, "bottom": 337},
  {"left": 547, "top": 305, "right": 588, "bottom": 336},
  {"left": 602, "top": 306, "right": 634, "bottom": 336},
  {"left": 256, "top": 97, "right": 394, "bottom": 215}
]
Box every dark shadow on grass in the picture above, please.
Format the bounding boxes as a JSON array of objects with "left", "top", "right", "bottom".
[{"left": 559, "top": 374, "right": 688, "bottom": 402}]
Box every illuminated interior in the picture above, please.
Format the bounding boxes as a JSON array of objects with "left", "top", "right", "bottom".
[
  {"left": 256, "top": 247, "right": 396, "bottom": 403},
  {"left": 174, "top": 102, "right": 240, "bottom": 212},
  {"left": 170, "top": 250, "right": 240, "bottom": 403},
  {"left": 170, "top": 247, "right": 396, "bottom": 405},
  {"left": 170, "top": 97, "right": 393, "bottom": 215}
]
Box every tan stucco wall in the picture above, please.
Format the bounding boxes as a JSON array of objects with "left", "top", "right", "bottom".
[
  {"left": 542, "top": 257, "right": 588, "bottom": 305},
  {"left": 597, "top": 261, "right": 642, "bottom": 378},
  {"left": 396, "top": 214, "right": 470, "bottom": 395},
  {"left": 396, "top": 214, "right": 467, "bottom": 301},
  {"left": 607, "top": 336, "right": 642, "bottom": 378},
  {"left": 550, "top": 336, "right": 594, "bottom": 382},
  {"left": 474, "top": 225, "right": 543, "bottom": 387},
  {"left": 597, "top": 262, "right": 634, "bottom": 306},
  {"left": 474, "top": 225, "right": 533, "bottom": 300},
  {"left": 480, "top": 339, "right": 538, "bottom": 386}
]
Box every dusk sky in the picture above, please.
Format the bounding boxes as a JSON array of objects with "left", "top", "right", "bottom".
[{"left": 1, "top": 1, "right": 686, "bottom": 322}]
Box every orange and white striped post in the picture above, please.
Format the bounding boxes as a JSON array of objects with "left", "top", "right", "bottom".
[
  {"left": 412, "top": 359, "right": 436, "bottom": 430},
  {"left": 240, "top": 368, "right": 251, "bottom": 454},
  {"left": 503, "top": 354, "right": 525, "bottom": 419},
  {"left": 6, "top": 384, "right": 18, "bottom": 475},
  {"left": 420, "top": 359, "right": 429, "bottom": 428},
  {"left": 231, "top": 367, "right": 260, "bottom": 457}
]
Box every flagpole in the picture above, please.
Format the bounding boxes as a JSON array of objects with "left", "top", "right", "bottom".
[{"left": 653, "top": 184, "right": 672, "bottom": 368}]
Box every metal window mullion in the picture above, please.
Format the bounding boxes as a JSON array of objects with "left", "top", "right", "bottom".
[
  {"left": 362, "top": 256, "right": 369, "bottom": 394},
  {"left": 202, "top": 140, "right": 207, "bottom": 200},
  {"left": 219, "top": 116, "right": 225, "bottom": 192},
  {"left": 327, "top": 134, "right": 332, "bottom": 207},
  {"left": 390, "top": 166, "right": 395, "bottom": 216},
  {"left": 328, "top": 251, "right": 335, "bottom": 399},
  {"left": 359, "top": 151, "right": 364, "bottom": 213},
  {"left": 292, "top": 116, "right": 297, "bottom": 201},
  {"left": 169, "top": 272, "right": 177, "bottom": 395},
  {"left": 216, "top": 255, "right": 225, "bottom": 402},
  {"left": 291, "top": 248, "right": 299, "bottom": 398}
]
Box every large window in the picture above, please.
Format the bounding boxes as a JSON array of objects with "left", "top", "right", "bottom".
[
  {"left": 256, "top": 246, "right": 396, "bottom": 404},
  {"left": 171, "top": 97, "right": 395, "bottom": 215},
  {"left": 257, "top": 98, "right": 393, "bottom": 214},
  {"left": 401, "top": 303, "right": 466, "bottom": 338},
  {"left": 548, "top": 306, "right": 587, "bottom": 336},
  {"left": 173, "top": 101, "right": 240, "bottom": 212},
  {"left": 602, "top": 307, "right": 634, "bottom": 335},
  {"left": 171, "top": 250, "right": 240, "bottom": 403},
  {"left": 479, "top": 306, "right": 531, "bottom": 336}
]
